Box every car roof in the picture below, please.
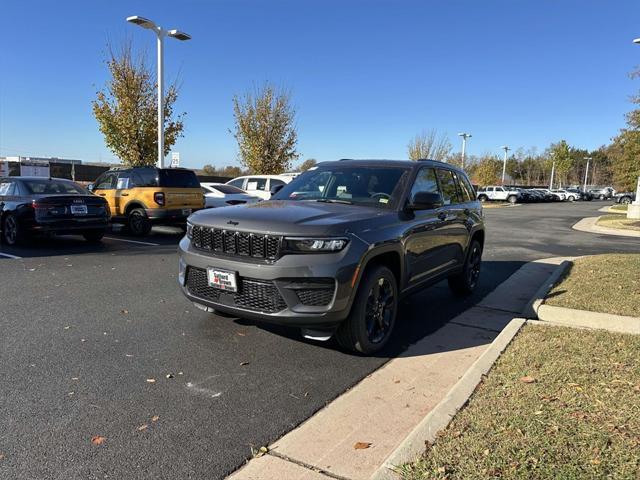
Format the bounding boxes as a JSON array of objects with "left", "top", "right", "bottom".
[
  {"left": 318, "top": 159, "right": 461, "bottom": 171},
  {"left": 7, "top": 176, "right": 74, "bottom": 182}
]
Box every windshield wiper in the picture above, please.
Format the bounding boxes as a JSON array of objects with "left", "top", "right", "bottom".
[{"left": 315, "top": 198, "right": 353, "bottom": 205}]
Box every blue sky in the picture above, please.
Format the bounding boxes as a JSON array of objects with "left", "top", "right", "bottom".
[{"left": 1, "top": 0, "right": 639, "bottom": 169}]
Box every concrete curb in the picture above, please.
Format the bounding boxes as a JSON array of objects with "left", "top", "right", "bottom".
[
  {"left": 572, "top": 216, "right": 640, "bottom": 238},
  {"left": 598, "top": 206, "right": 626, "bottom": 214},
  {"left": 537, "top": 304, "right": 640, "bottom": 334},
  {"left": 521, "top": 260, "right": 573, "bottom": 320},
  {"left": 370, "top": 318, "right": 527, "bottom": 480}
]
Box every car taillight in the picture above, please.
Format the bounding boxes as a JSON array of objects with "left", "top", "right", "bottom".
[{"left": 154, "top": 192, "right": 165, "bottom": 206}]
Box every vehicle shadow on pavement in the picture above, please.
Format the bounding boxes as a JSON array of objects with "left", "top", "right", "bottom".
[{"left": 232, "top": 260, "right": 526, "bottom": 359}]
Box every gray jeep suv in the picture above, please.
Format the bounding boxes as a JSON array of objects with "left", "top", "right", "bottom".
[{"left": 178, "top": 159, "right": 484, "bottom": 354}]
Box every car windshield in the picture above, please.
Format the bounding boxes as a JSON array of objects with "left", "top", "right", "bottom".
[
  {"left": 24, "top": 179, "right": 87, "bottom": 195},
  {"left": 273, "top": 165, "right": 410, "bottom": 208}
]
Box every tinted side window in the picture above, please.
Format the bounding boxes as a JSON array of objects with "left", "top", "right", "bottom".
[
  {"left": 159, "top": 169, "right": 199, "bottom": 188},
  {"left": 136, "top": 168, "right": 159, "bottom": 187},
  {"left": 270, "top": 179, "right": 286, "bottom": 188},
  {"left": 0, "top": 180, "right": 15, "bottom": 196},
  {"left": 410, "top": 167, "right": 439, "bottom": 200},
  {"left": 436, "top": 169, "right": 462, "bottom": 206}
]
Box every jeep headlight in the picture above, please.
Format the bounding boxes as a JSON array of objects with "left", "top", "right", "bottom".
[
  {"left": 284, "top": 237, "right": 349, "bottom": 253},
  {"left": 186, "top": 221, "right": 193, "bottom": 239}
]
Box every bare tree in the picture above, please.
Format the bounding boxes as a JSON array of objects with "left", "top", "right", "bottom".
[
  {"left": 407, "top": 130, "right": 452, "bottom": 161},
  {"left": 231, "top": 83, "right": 299, "bottom": 174}
]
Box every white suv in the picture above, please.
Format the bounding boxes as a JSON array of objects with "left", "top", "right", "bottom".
[
  {"left": 226, "top": 175, "right": 294, "bottom": 201},
  {"left": 477, "top": 186, "right": 521, "bottom": 204}
]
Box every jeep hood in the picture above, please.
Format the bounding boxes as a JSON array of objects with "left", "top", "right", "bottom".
[{"left": 188, "top": 200, "right": 389, "bottom": 236}]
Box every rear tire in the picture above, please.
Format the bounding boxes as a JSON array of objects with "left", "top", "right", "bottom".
[
  {"left": 127, "top": 208, "right": 152, "bottom": 236},
  {"left": 83, "top": 230, "right": 105, "bottom": 243},
  {"left": 568, "top": 196, "right": 575, "bottom": 202},
  {"left": 2, "top": 213, "right": 25, "bottom": 246},
  {"left": 507, "top": 195, "right": 517, "bottom": 204},
  {"left": 448, "top": 239, "right": 483, "bottom": 296},
  {"left": 335, "top": 265, "right": 398, "bottom": 355},
  {"left": 621, "top": 197, "right": 632, "bottom": 205},
  {"left": 478, "top": 194, "right": 488, "bottom": 202}
]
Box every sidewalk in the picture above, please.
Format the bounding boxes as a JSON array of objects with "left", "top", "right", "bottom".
[
  {"left": 572, "top": 216, "right": 640, "bottom": 238},
  {"left": 228, "top": 258, "right": 565, "bottom": 480}
]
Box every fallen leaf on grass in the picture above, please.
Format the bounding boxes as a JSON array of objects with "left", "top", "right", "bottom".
[
  {"left": 120, "top": 309, "right": 129, "bottom": 315},
  {"left": 520, "top": 376, "right": 536, "bottom": 384},
  {"left": 91, "top": 435, "right": 106, "bottom": 445},
  {"left": 166, "top": 374, "right": 174, "bottom": 379},
  {"left": 0, "top": 453, "right": 5, "bottom": 461},
  {"left": 354, "top": 442, "right": 372, "bottom": 449},
  {"left": 64, "top": 326, "right": 71, "bottom": 330},
  {"left": 483, "top": 448, "right": 490, "bottom": 456},
  {"left": 237, "top": 332, "right": 246, "bottom": 337},
  {"left": 146, "top": 378, "right": 156, "bottom": 384},
  {"left": 253, "top": 446, "right": 269, "bottom": 458},
  {"left": 240, "top": 361, "right": 250, "bottom": 366},
  {"left": 151, "top": 415, "right": 160, "bottom": 422},
  {"left": 137, "top": 424, "right": 148, "bottom": 432}
]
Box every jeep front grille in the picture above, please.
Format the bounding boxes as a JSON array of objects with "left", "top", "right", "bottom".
[
  {"left": 185, "top": 267, "right": 287, "bottom": 314},
  {"left": 191, "top": 225, "right": 281, "bottom": 260}
]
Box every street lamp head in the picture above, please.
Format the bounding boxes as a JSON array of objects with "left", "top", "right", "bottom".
[
  {"left": 634, "top": 38, "right": 640, "bottom": 44},
  {"left": 583, "top": 156, "right": 593, "bottom": 160},
  {"left": 126, "top": 15, "right": 157, "bottom": 30},
  {"left": 501, "top": 145, "right": 510, "bottom": 151},
  {"left": 167, "top": 29, "right": 192, "bottom": 41},
  {"left": 458, "top": 132, "right": 471, "bottom": 138}
]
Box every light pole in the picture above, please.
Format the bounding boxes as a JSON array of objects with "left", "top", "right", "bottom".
[
  {"left": 127, "top": 16, "right": 191, "bottom": 168},
  {"left": 630, "top": 38, "right": 640, "bottom": 218},
  {"left": 583, "top": 157, "right": 592, "bottom": 192},
  {"left": 458, "top": 132, "right": 471, "bottom": 169},
  {"left": 500, "top": 146, "right": 510, "bottom": 185},
  {"left": 549, "top": 160, "right": 556, "bottom": 190}
]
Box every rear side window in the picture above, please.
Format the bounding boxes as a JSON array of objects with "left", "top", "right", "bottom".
[
  {"left": 0, "top": 181, "right": 15, "bottom": 196},
  {"left": 410, "top": 167, "right": 439, "bottom": 199},
  {"left": 132, "top": 168, "right": 159, "bottom": 187},
  {"left": 228, "top": 178, "right": 245, "bottom": 188},
  {"left": 246, "top": 178, "right": 267, "bottom": 191},
  {"left": 436, "top": 169, "right": 462, "bottom": 206},
  {"left": 158, "top": 169, "right": 199, "bottom": 188},
  {"left": 270, "top": 179, "right": 286, "bottom": 188},
  {"left": 95, "top": 172, "right": 118, "bottom": 190}
]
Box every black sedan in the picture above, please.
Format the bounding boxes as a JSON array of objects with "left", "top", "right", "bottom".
[{"left": 0, "top": 176, "right": 110, "bottom": 245}]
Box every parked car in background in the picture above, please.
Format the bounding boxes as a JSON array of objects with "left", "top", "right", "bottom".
[
  {"left": 614, "top": 192, "right": 636, "bottom": 204},
  {"left": 537, "top": 188, "right": 563, "bottom": 201},
  {"left": 563, "top": 188, "right": 583, "bottom": 201},
  {"left": 476, "top": 186, "right": 521, "bottom": 204},
  {"left": 0, "top": 176, "right": 110, "bottom": 245},
  {"left": 201, "top": 183, "right": 260, "bottom": 208},
  {"left": 589, "top": 187, "right": 615, "bottom": 200},
  {"left": 180, "top": 159, "right": 484, "bottom": 354},
  {"left": 226, "top": 175, "right": 295, "bottom": 201},
  {"left": 90, "top": 167, "right": 204, "bottom": 236},
  {"left": 549, "top": 189, "right": 569, "bottom": 201}
]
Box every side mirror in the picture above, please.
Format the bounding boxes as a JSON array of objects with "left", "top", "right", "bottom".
[
  {"left": 270, "top": 184, "right": 284, "bottom": 196},
  {"left": 407, "top": 191, "right": 442, "bottom": 211},
  {"left": 87, "top": 183, "right": 94, "bottom": 192}
]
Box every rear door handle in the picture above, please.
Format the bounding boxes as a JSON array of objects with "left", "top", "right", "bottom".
[
  {"left": 98, "top": 193, "right": 106, "bottom": 196},
  {"left": 121, "top": 193, "right": 129, "bottom": 197}
]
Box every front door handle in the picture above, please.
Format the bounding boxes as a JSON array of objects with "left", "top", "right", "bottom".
[
  {"left": 98, "top": 193, "right": 106, "bottom": 197},
  {"left": 437, "top": 212, "right": 447, "bottom": 221},
  {"left": 121, "top": 193, "right": 129, "bottom": 197}
]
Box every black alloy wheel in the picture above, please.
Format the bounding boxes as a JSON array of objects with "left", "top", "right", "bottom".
[
  {"left": 127, "top": 208, "right": 152, "bottom": 236},
  {"left": 364, "top": 277, "right": 396, "bottom": 344},
  {"left": 448, "top": 239, "right": 482, "bottom": 296},
  {"left": 2, "top": 214, "right": 23, "bottom": 246}
]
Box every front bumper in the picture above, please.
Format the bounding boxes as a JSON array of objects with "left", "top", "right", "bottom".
[{"left": 177, "top": 235, "right": 366, "bottom": 329}]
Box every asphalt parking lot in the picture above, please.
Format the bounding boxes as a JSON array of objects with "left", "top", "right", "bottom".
[{"left": 0, "top": 202, "right": 638, "bottom": 479}]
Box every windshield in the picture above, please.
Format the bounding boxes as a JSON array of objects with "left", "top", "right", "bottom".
[
  {"left": 273, "top": 165, "right": 410, "bottom": 208},
  {"left": 24, "top": 179, "right": 88, "bottom": 195}
]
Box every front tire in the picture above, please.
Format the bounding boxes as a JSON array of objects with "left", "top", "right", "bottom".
[
  {"left": 335, "top": 265, "right": 398, "bottom": 355},
  {"left": 448, "top": 239, "right": 483, "bottom": 296},
  {"left": 2, "top": 213, "right": 25, "bottom": 246},
  {"left": 621, "top": 197, "right": 632, "bottom": 205},
  {"left": 507, "top": 195, "right": 517, "bottom": 204},
  {"left": 478, "top": 194, "right": 488, "bottom": 202},
  {"left": 567, "top": 196, "right": 575, "bottom": 202},
  {"left": 127, "top": 208, "right": 152, "bottom": 236}
]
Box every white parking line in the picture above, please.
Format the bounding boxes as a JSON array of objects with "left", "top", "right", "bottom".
[
  {"left": 0, "top": 251, "right": 22, "bottom": 259},
  {"left": 103, "top": 237, "right": 160, "bottom": 246}
]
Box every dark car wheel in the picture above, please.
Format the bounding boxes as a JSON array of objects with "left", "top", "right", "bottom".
[
  {"left": 599, "top": 194, "right": 606, "bottom": 200},
  {"left": 2, "top": 213, "right": 25, "bottom": 246},
  {"left": 448, "top": 239, "right": 482, "bottom": 296},
  {"left": 621, "top": 196, "right": 632, "bottom": 205},
  {"left": 478, "top": 194, "right": 488, "bottom": 202},
  {"left": 83, "top": 229, "right": 106, "bottom": 243},
  {"left": 335, "top": 265, "right": 398, "bottom": 355},
  {"left": 127, "top": 208, "right": 152, "bottom": 236}
]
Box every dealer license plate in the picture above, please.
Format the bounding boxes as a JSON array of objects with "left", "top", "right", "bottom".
[
  {"left": 207, "top": 268, "right": 238, "bottom": 292},
  {"left": 71, "top": 205, "right": 88, "bottom": 215}
]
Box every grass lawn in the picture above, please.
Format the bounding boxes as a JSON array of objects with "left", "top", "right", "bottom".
[
  {"left": 400, "top": 324, "right": 640, "bottom": 480},
  {"left": 597, "top": 215, "right": 640, "bottom": 232},
  {"left": 545, "top": 254, "right": 640, "bottom": 317},
  {"left": 610, "top": 204, "right": 628, "bottom": 213}
]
